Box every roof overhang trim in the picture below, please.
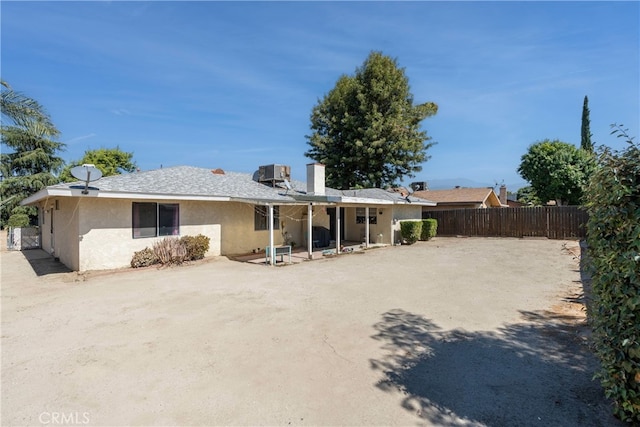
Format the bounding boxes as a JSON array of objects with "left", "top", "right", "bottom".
[{"left": 21, "top": 188, "right": 231, "bottom": 205}]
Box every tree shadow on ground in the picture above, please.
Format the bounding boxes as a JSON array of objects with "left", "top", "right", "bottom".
[{"left": 370, "top": 309, "right": 621, "bottom": 427}]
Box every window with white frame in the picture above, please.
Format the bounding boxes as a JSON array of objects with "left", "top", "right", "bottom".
[
  {"left": 254, "top": 205, "right": 280, "bottom": 231},
  {"left": 132, "top": 202, "right": 179, "bottom": 238},
  {"left": 356, "top": 207, "right": 377, "bottom": 224}
]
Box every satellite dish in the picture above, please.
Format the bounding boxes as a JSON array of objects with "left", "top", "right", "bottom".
[
  {"left": 70, "top": 164, "right": 102, "bottom": 194},
  {"left": 405, "top": 185, "right": 414, "bottom": 203}
]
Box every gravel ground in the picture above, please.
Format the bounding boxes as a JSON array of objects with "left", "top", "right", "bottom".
[{"left": 1, "top": 237, "right": 621, "bottom": 426}]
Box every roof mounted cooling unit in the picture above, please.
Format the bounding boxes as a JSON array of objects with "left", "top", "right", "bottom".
[
  {"left": 258, "top": 164, "right": 291, "bottom": 186},
  {"left": 410, "top": 181, "right": 428, "bottom": 191}
]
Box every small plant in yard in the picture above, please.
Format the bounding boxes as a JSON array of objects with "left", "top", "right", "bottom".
[
  {"left": 400, "top": 220, "right": 422, "bottom": 244},
  {"left": 180, "top": 234, "right": 210, "bottom": 260},
  {"left": 131, "top": 248, "right": 159, "bottom": 268},
  {"left": 131, "top": 234, "right": 210, "bottom": 268},
  {"left": 153, "top": 237, "right": 187, "bottom": 265},
  {"left": 420, "top": 218, "right": 438, "bottom": 241}
]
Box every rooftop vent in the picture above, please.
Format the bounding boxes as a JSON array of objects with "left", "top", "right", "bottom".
[{"left": 258, "top": 164, "right": 291, "bottom": 186}]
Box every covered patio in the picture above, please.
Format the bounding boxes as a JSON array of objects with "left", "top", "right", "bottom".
[{"left": 233, "top": 240, "right": 389, "bottom": 265}]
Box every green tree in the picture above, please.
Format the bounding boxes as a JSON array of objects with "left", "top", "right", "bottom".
[
  {"left": 305, "top": 51, "right": 438, "bottom": 189},
  {"left": 1, "top": 81, "right": 64, "bottom": 227},
  {"left": 517, "top": 139, "right": 594, "bottom": 205},
  {"left": 59, "top": 147, "right": 137, "bottom": 182},
  {"left": 581, "top": 95, "right": 594, "bottom": 153},
  {"left": 515, "top": 185, "right": 543, "bottom": 206},
  {"left": 585, "top": 124, "right": 640, "bottom": 422}
]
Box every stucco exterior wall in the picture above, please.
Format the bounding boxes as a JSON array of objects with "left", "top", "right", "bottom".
[
  {"left": 77, "top": 198, "right": 226, "bottom": 271},
  {"left": 34, "top": 195, "right": 425, "bottom": 271},
  {"left": 38, "top": 198, "right": 80, "bottom": 270},
  {"left": 39, "top": 202, "right": 51, "bottom": 256},
  {"left": 343, "top": 206, "right": 391, "bottom": 244},
  {"left": 219, "top": 202, "right": 299, "bottom": 255},
  {"left": 75, "top": 199, "right": 322, "bottom": 270},
  {"left": 391, "top": 205, "right": 424, "bottom": 245},
  {"left": 299, "top": 205, "right": 331, "bottom": 247}
]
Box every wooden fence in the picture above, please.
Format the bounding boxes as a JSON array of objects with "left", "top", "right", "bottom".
[{"left": 423, "top": 206, "right": 588, "bottom": 239}]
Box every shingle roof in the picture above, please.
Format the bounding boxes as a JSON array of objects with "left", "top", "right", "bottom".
[
  {"left": 52, "top": 166, "right": 302, "bottom": 201},
  {"left": 413, "top": 187, "right": 500, "bottom": 205},
  {"left": 35, "top": 165, "right": 433, "bottom": 205}
]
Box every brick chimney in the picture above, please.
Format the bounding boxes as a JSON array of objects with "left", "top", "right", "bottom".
[
  {"left": 499, "top": 184, "right": 507, "bottom": 205},
  {"left": 307, "top": 163, "right": 325, "bottom": 196}
]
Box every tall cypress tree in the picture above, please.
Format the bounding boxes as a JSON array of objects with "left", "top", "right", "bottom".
[{"left": 581, "top": 95, "right": 593, "bottom": 153}]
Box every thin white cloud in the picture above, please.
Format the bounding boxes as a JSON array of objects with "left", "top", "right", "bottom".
[
  {"left": 110, "top": 108, "right": 131, "bottom": 116},
  {"left": 64, "top": 133, "right": 96, "bottom": 144}
]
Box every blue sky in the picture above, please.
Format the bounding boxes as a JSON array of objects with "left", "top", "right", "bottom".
[{"left": 2, "top": 1, "right": 638, "bottom": 191}]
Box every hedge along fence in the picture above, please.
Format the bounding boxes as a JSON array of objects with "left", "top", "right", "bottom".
[
  {"left": 400, "top": 219, "right": 438, "bottom": 244},
  {"left": 421, "top": 218, "right": 438, "bottom": 241},
  {"left": 585, "top": 126, "right": 640, "bottom": 422},
  {"left": 400, "top": 220, "right": 422, "bottom": 244}
]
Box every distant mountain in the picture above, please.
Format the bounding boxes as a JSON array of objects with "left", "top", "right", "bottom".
[
  {"left": 421, "top": 178, "right": 492, "bottom": 190},
  {"left": 405, "top": 178, "right": 527, "bottom": 192}
]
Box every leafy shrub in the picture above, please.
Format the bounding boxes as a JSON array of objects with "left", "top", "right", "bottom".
[
  {"left": 400, "top": 220, "right": 422, "bottom": 244},
  {"left": 585, "top": 125, "right": 640, "bottom": 422},
  {"left": 7, "top": 213, "right": 30, "bottom": 228},
  {"left": 420, "top": 219, "right": 438, "bottom": 241},
  {"left": 131, "top": 248, "right": 159, "bottom": 268},
  {"left": 153, "top": 237, "right": 187, "bottom": 265},
  {"left": 180, "top": 234, "right": 210, "bottom": 260}
]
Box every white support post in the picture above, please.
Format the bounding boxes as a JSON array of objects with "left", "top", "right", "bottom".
[
  {"left": 336, "top": 206, "right": 341, "bottom": 254},
  {"left": 307, "top": 203, "right": 313, "bottom": 260},
  {"left": 365, "top": 206, "right": 370, "bottom": 248},
  {"left": 268, "top": 204, "right": 275, "bottom": 265}
]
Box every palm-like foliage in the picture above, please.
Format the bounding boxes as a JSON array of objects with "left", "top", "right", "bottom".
[
  {"left": 1, "top": 80, "right": 58, "bottom": 134},
  {"left": 1, "top": 80, "right": 64, "bottom": 226}
]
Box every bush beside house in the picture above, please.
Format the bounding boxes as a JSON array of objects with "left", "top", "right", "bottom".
[
  {"left": 130, "top": 248, "right": 158, "bottom": 268},
  {"left": 180, "top": 234, "right": 210, "bottom": 260},
  {"left": 131, "top": 234, "right": 211, "bottom": 268},
  {"left": 421, "top": 218, "right": 437, "bottom": 241},
  {"left": 400, "top": 221, "right": 422, "bottom": 244}
]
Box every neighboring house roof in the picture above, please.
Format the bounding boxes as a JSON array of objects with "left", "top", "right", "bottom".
[
  {"left": 413, "top": 187, "right": 503, "bottom": 207},
  {"left": 22, "top": 166, "right": 436, "bottom": 207}
]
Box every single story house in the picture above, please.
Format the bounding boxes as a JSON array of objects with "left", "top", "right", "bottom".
[
  {"left": 22, "top": 163, "right": 435, "bottom": 271},
  {"left": 412, "top": 186, "right": 507, "bottom": 212}
]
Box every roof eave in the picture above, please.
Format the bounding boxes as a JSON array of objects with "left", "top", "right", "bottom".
[{"left": 21, "top": 188, "right": 233, "bottom": 204}]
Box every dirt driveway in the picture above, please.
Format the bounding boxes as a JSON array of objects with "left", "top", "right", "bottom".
[{"left": 1, "top": 237, "right": 620, "bottom": 426}]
